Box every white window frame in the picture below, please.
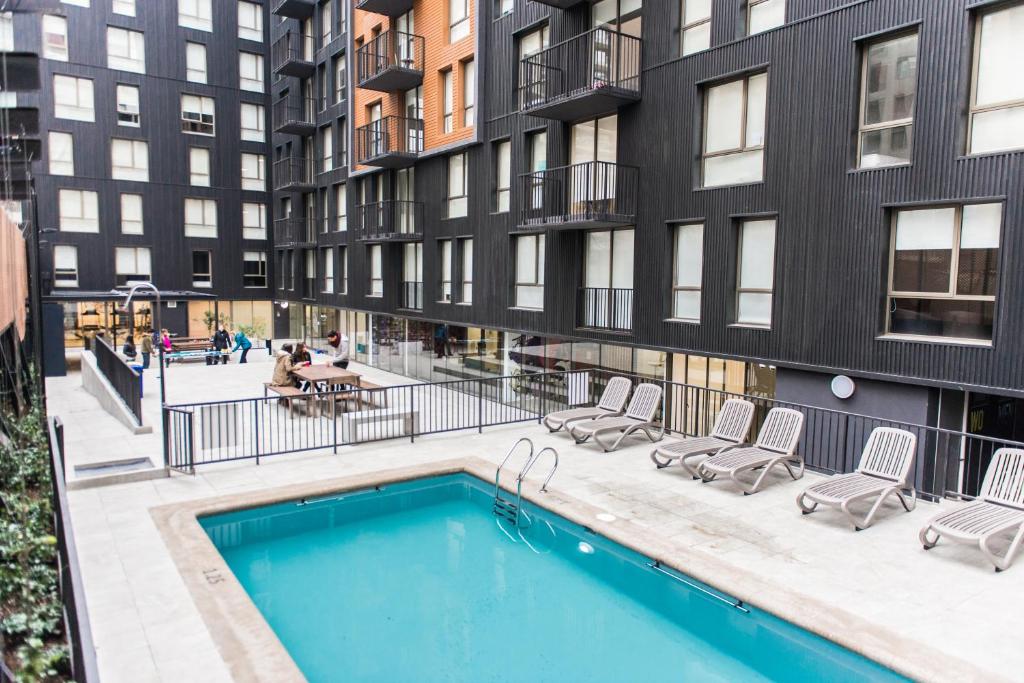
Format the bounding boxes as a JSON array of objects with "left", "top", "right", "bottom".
[
  {"left": 120, "top": 193, "right": 143, "bottom": 234},
  {"left": 115, "top": 247, "right": 152, "bottom": 285},
  {"left": 53, "top": 245, "right": 79, "bottom": 287},
  {"left": 495, "top": 139, "right": 511, "bottom": 212},
  {"left": 238, "top": 1, "right": 263, "bottom": 42},
  {"left": 967, "top": 3, "right": 1024, "bottom": 155},
  {"left": 42, "top": 15, "right": 69, "bottom": 61},
  {"left": 747, "top": 0, "right": 785, "bottom": 36},
  {"left": 192, "top": 249, "right": 213, "bottom": 288},
  {"left": 240, "top": 102, "right": 265, "bottom": 142},
  {"left": 116, "top": 84, "right": 140, "bottom": 127},
  {"left": 514, "top": 234, "right": 545, "bottom": 309},
  {"left": 463, "top": 59, "right": 476, "bottom": 127},
  {"left": 857, "top": 31, "right": 918, "bottom": 169},
  {"left": 106, "top": 26, "right": 145, "bottom": 73},
  {"left": 735, "top": 218, "right": 776, "bottom": 327},
  {"left": 61, "top": 0, "right": 90, "bottom": 6},
  {"left": 339, "top": 246, "right": 348, "bottom": 294},
  {"left": 181, "top": 94, "right": 215, "bottom": 135},
  {"left": 447, "top": 152, "right": 468, "bottom": 218},
  {"left": 671, "top": 223, "right": 704, "bottom": 321},
  {"left": 48, "top": 131, "right": 74, "bottom": 175},
  {"left": 184, "top": 197, "right": 217, "bottom": 238},
  {"left": 0, "top": 12, "right": 13, "bottom": 53},
  {"left": 178, "top": 0, "right": 212, "bottom": 32},
  {"left": 320, "top": 125, "right": 333, "bottom": 173},
  {"left": 335, "top": 183, "right": 347, "bottom": 231},
  {"left": 681, "top": 0, "right": 712, "bottom": 56},
  {"left": 53, "top": 75, "right": 94, "bottom": 122},
  {"left": 110, "top": 138, "right": 149, "bottom": 182},
  {"left": 702, "top": 72, "right": 767, "bottom": 188},
  {"left": 334, "top": 56, "right": 346, "bottom": 104},
  {"left": 112, "top": 0, "right": 135, "bottom": 17},
  {"left": 239, "top": 51, "right": 264, "bottom": 93},
  {"left": 450, "top": 0, "right": 469, "bottom": 43},
  {"left": 439, "top": 239, "right": 453, "bottom": 302},
  {"left": 442, "top": 70, "right": 454, "bottom": 133},
  {"left": 58, "top": 189, "right": 99, "bottom": 233},
  {"left": 240, "top": 153, "right": 266, "bottom": 191},
  {"left": 368, "top": 244, "right": 383, "bottom": 297},
  {"left": 460, "top": 238, "right": 473, "bottom": 304},
  {"left": 242, "top": 202, "right": 266, "bottom": 240},
  {"left": 189, "top": 146, "right": 211, "bottom": 186},
  {"left": 321, "top": 247, "right": 334, "bottom": 293},
  {"left": 320, "top": 0, "right": 332, "bottom": 47},
  {"left": 243, "top": 251, "right": 268, "bottom": 288},
  {"left": 186, "top": 42, "right": 207, "bottom": 84}
]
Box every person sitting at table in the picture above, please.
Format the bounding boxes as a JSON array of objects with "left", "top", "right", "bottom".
[
  {"left": 122, "top": 335, "right": 137, "bottom": 361},
  {"left": 271, "top": 343, "right": 299, "bottom": 391},
  {"left": 292, "top": 342, "right": 313, "bottom": 390}
]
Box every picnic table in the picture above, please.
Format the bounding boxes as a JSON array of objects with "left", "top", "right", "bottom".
[
  {"left": 164, "top": 349, "right": 228, "bottom": 365},
  {"left": 292, "top": 365, "right": 362, "bottom": 391}
]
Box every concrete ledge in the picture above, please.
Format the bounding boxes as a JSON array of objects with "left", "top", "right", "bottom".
[{"left": 80, "top": 350, "right": 152, "bottom": 435}]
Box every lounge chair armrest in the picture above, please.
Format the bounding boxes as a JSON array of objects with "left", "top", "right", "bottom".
[{"left": 712, "top": 442, "right": 751, "bottom": 455}]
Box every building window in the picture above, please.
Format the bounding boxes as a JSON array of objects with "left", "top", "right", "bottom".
[
  {"left": 320, "top": 125, "right": 333, "bottom": 172},
  {"left": 368, "top": 244, "right": 383, "bottom": 296},
  {"left": 111, "top": 139, "right": 149, "bottom": 182},
  {"left": 238, "top": 1, "right": 263, "bottom": 42},
  {"left": 319, "top": 65, "right": 330, "bottom": 111},
  {"left": 107, "top": 27, "right": 145, "bottom": 73},
  {"left": 186, "top": 42, "right": 207, "bottom": 83},
  {"left": 463, "top": 59, "right": 476, "bottom": 126},
  {"left": 402, "top": 242, "right": 423, "bottom": 309},
  {"left": 61, "top": 0, "right": 90, "bottom": 6},
  {"left": 53, "top": 245, "right": 78, "bottom": 288},
  {"left": 495, "top": 139, "right": 511, "bottom": 212},
  {"left": 239, "top": 52, "right": 264, "bottom": 92},
  {"left": 858, "top": 32, "right": 917, "bottom": 168},
  {"left": 888, "top": 204, "right": 1001, "bottom": 342},
  {"left": 192, "top": 250, "right": 212, "bottom": 288},
  {"left": 189, "top": 147, "right": 211, "bottom": 186},
  {"left": 702, "top": 72, "right": 767, "bottom": 188},
  {"left": 747, "top": 0, "right": 784, "bottom": 36},
  {"left": 120, "top": 193, "right": 143, "bottom": 234},
  {"left": 181, "top": 94, "right": 215, "bottom": 135},
  {"left": 112, "top": 0, "right": 135, "bottom": 17},
  {"left": 116, "top": 84, "right": 140, "bottom": 126},
  {"left": 42, "top": 15, "right": 69, "bottom": 61},
  {"left": 179, "top": 0, "right": 212, "bottom": 32},
  {"left": 321, "top": 247, "right": 334, "bottom": 293},
  {"left": 582, "top": 229, "right": 634, "bottom": 329},
  {"left": 54, "top": 75, "right": 94, "bottom": 122},
  {"left": 450, "top": 0, "right": 469, "bottom": 42},
  {"left": 242, "top": 202, "right": 266, "bottom": 240},
  {"left": 439, "top": 239, "right": 453, "bottom": 302},
  {"left": 497, "top": 0, "right": 513, "bottom": 17},
  {"left": 447, "top": 153, "right": 468, "bottom": 218},
  {"left": 334, "top": 56, "right": 346, "bottom": 104},
  {"left": 339, "top": 119, "right": 348, "bottom": 166},
  {"left": 241, "top": 153, "right": 266, "bottom": 191},
  {"left": 460, "top": 238, "right": 473, "bottom": 303},
  {"left": 514, "top": 234, "right": 545, "bottom": 309},
  {"left": 671, "top": 223, "right": 703, "bottom": 321},
  {"left": 243, "top": 251, "right": 268, "bottom": 288},
  {"left": 320, "top": 0, "right": 332, "bottom": 47},
  {"left": 240, "top": 102, "right": 265, "bottom": 142},
  {"left": 518, "top": 24, "right": 550, "bottom": 99},
  {"left": 59, "top": 190, "right": 99, "bottom": 233},
  {"left": 335, "top": 183, "right": 347, "bottom": 231},
  {"left": 115, "top": 247, "right": 151, "bottom": 286},
  {"left": 736, "top": 219, "right": 776, "bottom": 327},
  {"left": 681, "top": 0, "right": 711, "bottom": 56},
  {"left": 969, "top": 3, "right": 1024, "bottom": 155},
  {"left": 184, "top": 197, "right": 217, "bottom": 238},
  {"left": 48, "top": 131, "right": 74, "bottom": 175},
  {"left": 0, "top": 12, "right": 13, "bottom": 53},
  {"left": 527, "top": 131, "right": 547, "bottom": 212},
  {"left": 339, "top": 246, "right": 348, "bottom": 294},
  {"left": 442, "top": 70, "right": 454, "bottom": 133}
]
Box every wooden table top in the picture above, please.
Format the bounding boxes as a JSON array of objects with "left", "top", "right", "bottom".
[{"left": 291, "top": 365, "right": 361, "bottom": 385}]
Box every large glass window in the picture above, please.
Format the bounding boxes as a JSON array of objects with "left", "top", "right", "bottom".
[
  {"left": 48, "top": 131, "right": 74, "bottom": 175},
  {"left": 518, "top": 24, "right": 550, "bottom": 105},
  {"left": 888, "top": 204, "right": 1001, "bottom": 342},
  {"left": 736, "top": 219, "right": 776, "bottom": 327},
  {"left": 369, "top": 244, "right": 383, "bottom": 296},
  {"left": 42, "top": 15, "right": 69, "bottom": 61},
  {"left": 450, "top": 0, "right": 469, "bottom": 42},
  {"left": 747, "top": 0, "right": 784, "bottom": 35},
  {"left": 120, "top": 193, "right": 143, "bottom": 234},
  {"left": 192, "top": 250, "right": 212, "bottom": 288},
  {"left": 463, "top": 59, "right": 476, "bottom": 126},
  {"left": 447, "top": 153, "right": 468, "bottom": 218},
  {"left": 184, "top": 197, "right": 217, "bottom": 238},
  {"left": 442, "top": 70, "right": 454, "bottom": 133},
  {"left": 702, "top": 73, "right": 767, "bottom": 187},
  {"left": 335, "top": 183, "right": 347, "bottom": 231},
  {"left": 59, "top": 190, "right": 99, "bottom": 233},
  {"left": 495, "top": 140, "right": 511, "bottom": 212},
  {"left": 243, "top": 251, "right": 267, "bottom": 288},
  {"left": 239, "top": 51, "right": 264, "bottom": 92},
  {"left": 110, "top": 139, "right": 149, "bottom": 182},
  {"left": 322, "top": 247, "right": 334, "bottom": 293},
  {"left": 186, "top": 42, "right": 207, "bottom": 84},
  {"left": 181, "top": 94, "right": 215, "bottom": 135},
  {"left": 514, "top": 234, "right": 545, "bottom": 309},
  {"left": 189, "top": 147, "right": 210, "bottom": 186},
  {"left": 969, "top": 3, "right": 1024, "bottom": 154},
  {"left": 858, "top": 32, "right": 917, "bottom": 168},
  {"left": 681, "top": 0, "right": 711, "bottom": 56},
  {"left": 582, "top": 229, "right": 634, "bottom": 329},
  {"left": 179, "top": 0, "right": 212, "bottom": 32},
  {"left": 241, "top": 153, "right": 266, "bottom": 191},
  {"left": 672, "top": 223, "right": 703, "bottom": 321},
  {"left": 53, "top": 245, "right": 78, "bottom": 288},
  {"left": 54, "top": 75, "right": 94, "bottom": 122},
  {"left": 115, "top": 247, "right": 151, "bottom": 285},
  {"left": 107, "top": 26, "right": 145, "bottom": 73},
  {"left": 439, "top": 239, "right": 453, "bottom": 302},
  {"left": 339, "top": 247, "right": 348, "bottom": 294},
  {"left": 402, "top": 242, "right": 423, "bottom": 309},
  {"left": 238, "top": 1, "right": 263, "bottom": 42},
  {"left": 242, "top": 202, "right": 266, "bottom": 240},
  {"left": 240, "top": 102, "right": 264, "bottom": 142},
  {"left": 320, "top": 125, "right": 333, "bottom": 172},
  {"left": 461, "top": 238, "right": 473, "bottom": 303},
  {"left": 116, "top": 84, "right": 140, "bottom": 126}
]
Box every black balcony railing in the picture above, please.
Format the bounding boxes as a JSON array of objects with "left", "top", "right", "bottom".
[
  {"left": 401, "top": 281, "right": 423, "bottom": 310},
  {"left": 356, "top": 30, "right": 424, "bottom": 91},
  {"left": 273, "top": 157, "right": 315, "bottom": 190},
  {"left": 519, "top": 28, "right": 642, "bottom": 120},
  {"left": 272, "top": 31, "right": 315, "bottom": 76},
  {"left": 92, "top": 336, "right": 143, "bottom": 424},
  {"left": 577, "top": 287, "right": 633, "bottom": 331},
  {"left": 274, "top": 217, "right": 317, "bottom": 246},
  {"left": 517, "top": 161, "right": 639, "bottom": 230},
  {"left": 355, "top": 116, "right": 423, "bottom": 167},
  {"left": 354, "top": 200, "right": 423, "bottom": 241},
  {"left": 273, "top": 96, "right": 317, "bottom": 134}
]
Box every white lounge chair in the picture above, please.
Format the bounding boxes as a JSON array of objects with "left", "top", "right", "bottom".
[
  {"left": 696, "top": 407, "right": 805, "bottom": 494},
  {"left": 650, "top": 398, "right": 755, "bottom": 477},
  {"left": 568, "top": 383, "right": 664, "bottom": 452},
  {"left": 920, "top": 448, "right": 1024, "bottom": 572},
  {"left": 542, "top": 376, "right": 632, "bottom": 433},
  {"left": 796, "top": 427, "right": 917, "bottom": 530}
]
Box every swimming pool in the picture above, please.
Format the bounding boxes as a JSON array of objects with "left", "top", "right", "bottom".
[{"left": 200, "top": 473, "right": 907, "bottom": 682}]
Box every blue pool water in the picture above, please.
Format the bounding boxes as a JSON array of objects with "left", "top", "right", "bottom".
[{"left": 200, "top": 474, "right": 907, "bottom": 683}]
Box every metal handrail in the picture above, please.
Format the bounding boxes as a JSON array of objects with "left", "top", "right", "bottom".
[
  {"left": 524, "top": 446, "right": 559, "bottom": 493},
  {"left": 494, "top": 436, "right": 533, "bottom": 499}
]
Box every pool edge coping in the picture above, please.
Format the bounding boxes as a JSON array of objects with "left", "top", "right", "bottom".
[{"left": 150, "top": 456, "right": 1006, "bottom": 683}]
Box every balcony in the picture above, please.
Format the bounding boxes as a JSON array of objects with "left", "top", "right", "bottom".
[
  {"left": 353, "top": 200, "right": 423, "bottom": 242},
  {"left": 578, "top": 287, "right": 633, "bottom": 332},
  {"left": 272, "top": 0, "right": 314, "bottom": 19},
  {"left": 519, "top": 28, "right": 641, "bottom": 121},
  {"left": 516, "top": 161, "right": 639, "bottom": 231},
  {"left": 273, "top": 96, "right": 317, "bottom": 135},
  {"left": 273, "top": 218, "right": 317, "bottom": 247},
  {"left": 529, "top": 0, "right": 586, "bottom": 7},
  {"left": 400, "top": 281, "right": 423, "bottom": 310},
  {"left": 356, "top": 31, "right": 424, "bottom": 92},
  {"left": 273, "top": 157, "right": 315, "bottom": 191},
  {"left": 272, "top": 31, "right": 315, "bottom": 78},
  {"left": 355, "top": 0, "right": 413, "bottom": 16},
  {"left": 355, "top": 116, "right": 423, "bottom": 168}
]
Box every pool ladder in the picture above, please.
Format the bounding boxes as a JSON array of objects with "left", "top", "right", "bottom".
[{"left": 493, "top": 438, "right": 558, "bottom": 528}]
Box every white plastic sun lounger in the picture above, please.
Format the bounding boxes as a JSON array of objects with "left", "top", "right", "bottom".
[
  {"left": 568, "top": 383, "right": 664, "bottom": 452},
  {"left": 696, "top": 408, "right": 804, "bottom": 495},
  {"left": 650, "top": 399, "right": 755, "bottom": 478},
  {"left": 542, "top": 376, "right": 632, "bottom": 433},
  {"left": 797, "top": 427, "right": 917, "bottom": 530},
  {"left": 920, "top": 447, "right": 1024, "bottom": 572}
]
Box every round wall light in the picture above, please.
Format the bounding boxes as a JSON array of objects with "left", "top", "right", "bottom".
[{"left": 831, "top": 375, "right": 856, "bottom": 400}]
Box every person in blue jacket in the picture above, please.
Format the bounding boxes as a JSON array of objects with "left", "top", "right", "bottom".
[{"left": 232, "top": 330, "right": 253, "bottom": 364}]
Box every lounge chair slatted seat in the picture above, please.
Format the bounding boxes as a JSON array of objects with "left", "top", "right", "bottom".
[
  {"left": 920, "top": 448, "right": 1024, "bottom": 572},
  {"left": 796, "top": 427, "right": 917, "bottom": 530},
  {"left": 697, "top": 408, "right": 804, "bottom": 495},
  {"left": 650, "top": 399, "right": 755, "bottom": 476},
  {"left": 568, "top": 383, "right": 664, "bottom": 452},
  {"left": 542, "top": 376, "right": 632, "bottom": 433}
]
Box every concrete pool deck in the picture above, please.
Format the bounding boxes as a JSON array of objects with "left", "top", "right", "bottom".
[{"left": 48, "top": 360, "right": 1022, "bottom": 682}]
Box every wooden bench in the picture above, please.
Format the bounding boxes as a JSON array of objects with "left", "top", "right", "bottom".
[
  {"left": 340, "top": 408, "right": 418, "bottom": 441},
  {"left": 334, "top": 380, "right": 389, "bottom": 411},
  {"left": 264, "top": 383, "right": 316, "bottom": 418}
]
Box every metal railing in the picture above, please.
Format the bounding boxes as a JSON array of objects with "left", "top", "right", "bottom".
[
  {"left": 273, "top": 217, "right": 317, "bottom": 246},
  {"left": 92, "top": 335, "right": 142, "bottom": 424},
  {"left": 356, "top": 30, "right": 424, "bottom": 85},
  {"left": 273, "top": 157, "right": 315, "bottom": 189},
  {"left": 401, "top": 280, "right": 423, "bottom": 310},
  {"left": 355, "top": 115, "right": 423, "bottom": 164},
  {"left": 353, "top": 200, "right": 423, "bottom": 241},
  {"left": 578, "top": 287, "right": 633, "bottom": 331},
  {"left": 272, "top": 30, "right": 315, "bottom": 71},
  {"left": 519, "top": 27, "right": 642, "bottom": 112},
  {"left": 273, "top": 95, "right": 316, "bottom": 130},
  {"left": 517, "top": 160, "right": 639, "bottom": 228}
]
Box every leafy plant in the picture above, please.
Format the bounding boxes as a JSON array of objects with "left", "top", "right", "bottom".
[{"left": 237, "top": 318, "right": 267, "bottom": 342}]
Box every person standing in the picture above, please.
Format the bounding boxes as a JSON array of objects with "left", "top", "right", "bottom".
[
  {"left": 212, "top": 324, "right": 231, "bottom": 365},
  {"left": 139, "top": 330, "right": 153, "bottom": 370},
  {"left": 122, "top": 335, "right": 137, "bottom": 361},
  {"left": 325, "top": 330, "right": 349, "bottom": 369},
  {"left": 232, "top": 329, "right": 253, "bottom": 364}
]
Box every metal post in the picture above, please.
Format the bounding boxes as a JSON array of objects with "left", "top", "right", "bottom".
[
  {"left": 409, "top": 385, "right": 415, "bottom": 443},
  {"left": 27, "top": 187, "right": 45, "bottom": 398},
  {"left": 478, "top": 378, "right": 483, "bottom": 433}
]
